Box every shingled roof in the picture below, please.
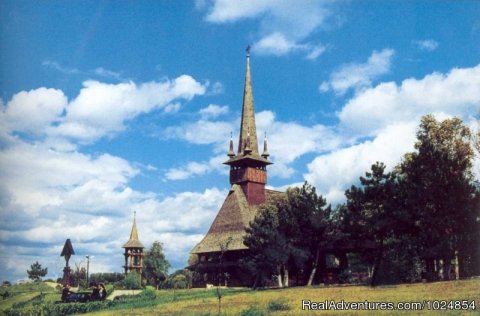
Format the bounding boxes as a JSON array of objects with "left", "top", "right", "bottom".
[
  {"left": 123, "top": 213, "right": 144, "bottom": 248},
  {"left": 191, "top": 185, "right": 282, "bottom": 254}
]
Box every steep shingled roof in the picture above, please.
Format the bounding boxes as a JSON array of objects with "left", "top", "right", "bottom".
[
  {"left": 191, "top": 185, "right": 283, "bottom": 254},
  {"left": 123, "top": 213, "right": 144, "bottom": 248}
]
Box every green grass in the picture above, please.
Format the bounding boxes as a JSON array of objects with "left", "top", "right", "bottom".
[
  {"left": 0, "top": 281, "right": 57, "bottom": 311},
  {"left": 90, "top": 279, "right": 480, "bottom": 315},
  {"left": 2, "top": 279, "right": 479, "bottom": 315}
]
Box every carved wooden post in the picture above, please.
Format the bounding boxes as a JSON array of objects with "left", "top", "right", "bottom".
[{"left": 60, "top": 239, "right": 75, "bottom": 286}]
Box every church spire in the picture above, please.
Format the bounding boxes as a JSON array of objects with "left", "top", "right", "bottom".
[
  {"left": 237, "top": 46, "right": 259, "bottom": 156},
  {"left": 123, "top": 211, "right": 143, "bottom": 248}
]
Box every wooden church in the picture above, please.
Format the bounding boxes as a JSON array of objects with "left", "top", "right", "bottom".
[{"left": 189, "top": 50, "right": 282, "bottom": 287}]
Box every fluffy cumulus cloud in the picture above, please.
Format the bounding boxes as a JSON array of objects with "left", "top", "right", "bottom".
[
  {"left": 1, "top": 75, "right": 207, "bottom": 146},
  {"left": 0, "top": 75, "right": 214, "bottom": 282},
  {"left": 200, "top": 0, "right": 332, "bottom": 59},
  {"left": 165, "top": 155, "right": 227, "bottom": 180},
  {"left": 0, "top": 136, "right": 227, "bottom": 280},
  {"left": 0, "top": 88, "right": 68, "bottom": 135},
  {"left": 165, "top": 108, "right": 343, "bottom": 180},
  {"left": 338, "top": 64, "right": 480, "bottom": 136},
  {"left": 305, "top": 64, "right": 480, "bottom": 204},
  {"left": 305, "top": 122, "right": 417, "bottom": 204},
  {"left": 255, "top": 111, "right": 342, "bottom": 178},
  {"left": 320, "top": 49, "right": 395, "bottom": 95},
  {"left": 199, "top": 104, "right": 229, "bottom": 119},
  {"left": 53, "top": 76, "right": 207, "bottom": 143}
]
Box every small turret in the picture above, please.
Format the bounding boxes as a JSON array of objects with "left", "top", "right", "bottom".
[
  {"left": 262, "top": 132, "right": 269, "bottom": 159},
  {"left": 228, "top": 132, "right": 235, "bottom": 158}
]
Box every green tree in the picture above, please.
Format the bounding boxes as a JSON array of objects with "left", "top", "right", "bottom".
[
  {"left": 143, "top": 241, "right": 170, "bottom": 289},
  {"left": 243, "top": 202, "right": 288, "bottom": 288},
  {"left": 123, "top": 271, "right": 141, "bottom": 289},
  {"left": 27, "top": 261, "right": 48, "bottom": 282},
  {"left": 243, "top": 182, "right": 332, "bottom": 287},
  {"left": 399, "top": 115, "right": 478, "bottom": 280},
  {"left": 280, "top": 183, "right": 332, "bottom": 286},
  {"left": 344, "top": 162, "right": 403, "bottom": 285}
]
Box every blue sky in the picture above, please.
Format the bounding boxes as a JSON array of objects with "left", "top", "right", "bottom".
[{"left": 1, "top": 0, "right": 479, "bottom": 282}]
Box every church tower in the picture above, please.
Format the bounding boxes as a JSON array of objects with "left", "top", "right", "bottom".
[
  {"left": 122, "top": 212, "right": 144, "bottom": 286},
  {"left": 190, "top": 49, "right": 280, "bottom": 287},
  {"left": 224, "top": 48, "right": 272, "bottom": 205}
]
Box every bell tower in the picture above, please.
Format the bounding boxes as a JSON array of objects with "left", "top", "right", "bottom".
[
  {"left": 224, "top": 48, "right": 272, "bottom": 205},
  {"left": 122, "top": 212, "right": 144, "bottom": 286}
]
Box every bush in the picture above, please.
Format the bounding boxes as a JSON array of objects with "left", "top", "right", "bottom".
[
  {"left": 140, "top": 287, "right": 156, "bottom": 300},
  {"left": 267, "top": 297, "right": 290, "bottom": 311},
  {"left": 240, "top": 305, "right": 265, "bottom": 316},
  {"left": 104, "top": 283, "right": 114, "bottom": 297},
  {"left": 123, "top": 271, "right": 141, "bottom": 289},
  {"left": 5, "top": 301, "right": 116, "bottom": 316}
]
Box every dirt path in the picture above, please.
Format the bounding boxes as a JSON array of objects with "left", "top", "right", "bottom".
[{"left": 107, "top": 289, "right": 142, "bottom": 300}]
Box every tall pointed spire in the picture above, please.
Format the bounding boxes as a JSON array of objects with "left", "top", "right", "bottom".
[
  {"left": 123, "top": 211, "right": 143, "bottom": 248},
  {"left": 237, "top": 47, "right": 259, "bottom": 156}
]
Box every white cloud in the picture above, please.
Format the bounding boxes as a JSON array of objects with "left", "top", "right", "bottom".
[
  {"left": 93, "top": 67, "right": 122, "bottom": 80},
  {"left": 42, "top": 60, "right": 82, "bottom": 75},
  {"left": 0, "top": 133, "right": 228, "bottom": 281},
  {"left": 164, "top": 109, "right": 343, "bottom": 180},
  {"left": 199, "top": 104, "right": 229, "bottom": 119},
  {"left": 165, "top": 155, "right": 227, "bottom": 180},
  {"left": 414, "top": 39, "right": 439, "bottom": 51},
  {"left": 43, "top": 60, "right": 124, "bottom": 81},
  {"left": 320, "top": 48, "right": 395, "bottom": 95},
  {"left": 253, "top": 32, "right": 326, "bottom": 59},
  {"left": 305, "top": 122, "right": 417, "bottom": 204},
  {"left": 255, "top": 111, "right": 342, "bottom": 178},
  {"left": 52, "top": 76, "right": 207, "bottom": 142},
  {"left": 202, "top": 0, "right": 333, "bottom": 59},
  {"left": 304, "top": 64, "right": 480, "bottom": 205},
  {"left": 0, "top": 88, "right": 68, "bottom": 135},
  {"left": 165, "top": 120, "right": 233, "bottom": 145},
  {"left": 1, "top": 75, "right": 207, "bottom": 145},
  {"left": 0, "top": 142, "right": 138, "bottom": 215},
  {"left": 338, "top": 64, "right": 480, "bottom": 136}
]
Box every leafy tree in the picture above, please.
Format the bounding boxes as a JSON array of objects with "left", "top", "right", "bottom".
[
  {"left": 89, "top": 272, "right": 124, "bottom": 285},
  {"left": 143, "top": 241, "right": 170, "bottom": 289},
  {"left": 69, "top": 263, "right": 87, "bottom": 287},
  {"left": 399, "top": 115, "right": 478, "bottom": 280},
  {"left": 123, "top": 271, "right": 141, "bottom": 289},
  {"left": 171, "top": 274, "right": 186, "bottom": 301},
  {"left": 27, "top": 261, "right": 48, "bottom": 282},
  {"left": 164, "top": 269, "right": 193, "bottom": 289}
]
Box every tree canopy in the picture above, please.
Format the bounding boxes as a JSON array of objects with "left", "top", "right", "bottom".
[
  {"left": 27, "top": 261, "right": 48, "bottom": 282},
  {"left": 243, "top": 182, "right": 332, "bottom": 288},
  {"left": 143, "top": 241, "right": 170, "bottom": 289},
  {"left": 240, "top": 115, "right": 479, "bottom": 287}
]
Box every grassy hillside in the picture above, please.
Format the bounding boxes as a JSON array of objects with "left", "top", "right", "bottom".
[
  {"left": 2, "top": 279, "right": 478, "bottom": 315},
  {"left": 90, "top": 279, "right": 479, "bottom": 316}
]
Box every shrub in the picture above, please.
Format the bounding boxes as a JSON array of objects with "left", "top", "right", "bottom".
[
  {"left": 240, "top": 305, "right": 265, "bottom": 316},
  {"left": 104, "top": 283, "right": 114, "bottom": 297},
  {"left": 140, "top": 287, "right": 156, "bottom": 300},
  {"left": 123, "top": 271, "right": 141, "bottom": 289},
  {"left": 267, "top": 297, "right": 290, "bottom": 311}
]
